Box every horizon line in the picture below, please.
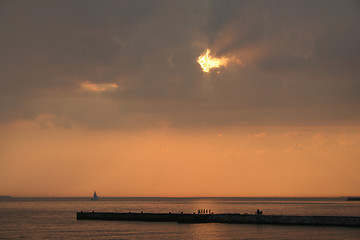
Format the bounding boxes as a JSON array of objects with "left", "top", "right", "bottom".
[{"left": 1, "top": 195, "right": 355, "bottom": 198}]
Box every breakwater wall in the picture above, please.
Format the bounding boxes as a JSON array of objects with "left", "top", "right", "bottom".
[{"left": 76, "top": 212, "right": 360, "bottom": 227}]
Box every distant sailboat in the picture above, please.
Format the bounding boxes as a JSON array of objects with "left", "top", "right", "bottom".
[{"left": 91, "top": 191, "right": 99, "bottom": 201}]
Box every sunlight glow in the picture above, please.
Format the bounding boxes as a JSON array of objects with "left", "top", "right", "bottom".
[
  {"left": 81, "top": 81, "right": 118, "bottom": 92},
  {"left": 197, "top": 49, "right": 229, "bottom": 72}
]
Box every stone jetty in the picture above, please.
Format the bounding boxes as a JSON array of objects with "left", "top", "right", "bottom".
[{"left": 76, "top": 212, "right": 360, "bottom": 227}]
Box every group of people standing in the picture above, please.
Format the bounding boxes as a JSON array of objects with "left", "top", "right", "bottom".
[
  {"left": 196, "top": 208, "right": 262, "bottom": 215},
  {"left": 198, "top": 209, "right": 212, "bottom": 214}
]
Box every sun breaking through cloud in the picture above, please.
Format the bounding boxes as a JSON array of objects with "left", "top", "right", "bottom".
[{"left": 197, "top": 49, "right": 230, "bottom": 72}]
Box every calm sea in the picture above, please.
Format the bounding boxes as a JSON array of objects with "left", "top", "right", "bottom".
[{"left": 0, "top": 197, "right": 360, "bottom": 240}]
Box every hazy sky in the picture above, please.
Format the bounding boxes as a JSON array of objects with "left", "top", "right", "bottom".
[{"left": 0, "top": 0, "right": 359, "bottom": 197}]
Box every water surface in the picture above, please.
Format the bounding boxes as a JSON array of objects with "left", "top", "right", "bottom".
[{"left": 1, "top": 197, "right": 359, "bottom": 239}]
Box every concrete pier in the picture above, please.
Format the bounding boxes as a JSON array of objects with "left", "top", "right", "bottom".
[{"left": 76, "top": 212, "right": 360, "bottom": 227}]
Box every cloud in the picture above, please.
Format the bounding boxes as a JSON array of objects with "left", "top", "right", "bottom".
[
  {"left": 35, "top": 114, "right": 71, "bottom": 129},
  {"left": 283, "top": 131, "right": 311, "bottom": 138},
  {"left": 81, "top": 81, "right": 118, "bottom": 92},
  {"left": 0, "top": 0, "right": 359, "bottom": 129},
  {"left": 248, "top": 132, "right": 267, "bottom": 139},
  {"left": 288, "top": 144, "right": 305, "bottom": 152}
]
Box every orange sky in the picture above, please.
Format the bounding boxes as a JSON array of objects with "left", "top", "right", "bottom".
[{"left": 1, "top": 120, "right": 359, "bottom": 197}]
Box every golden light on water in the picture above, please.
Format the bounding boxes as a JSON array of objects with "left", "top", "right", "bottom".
[{"left": 197, "top": 49, "right": 229, "bottom": 72}]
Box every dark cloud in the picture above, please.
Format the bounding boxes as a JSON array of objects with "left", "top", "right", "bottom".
[{"left": 0, "top": 0, "right": 359, "bottom": 128}]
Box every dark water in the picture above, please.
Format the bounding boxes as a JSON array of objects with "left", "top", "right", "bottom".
[{"left": 1, "top": 197, "right": 360, "bottom": 239}]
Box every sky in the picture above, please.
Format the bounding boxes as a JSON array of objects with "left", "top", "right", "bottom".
[{"left": 0, "top": 0, "right": 359, "bottom": 197}]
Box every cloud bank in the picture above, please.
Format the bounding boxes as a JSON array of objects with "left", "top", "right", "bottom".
[{"left": 1, "top": 0, "right": 359, "bottom": 129}]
